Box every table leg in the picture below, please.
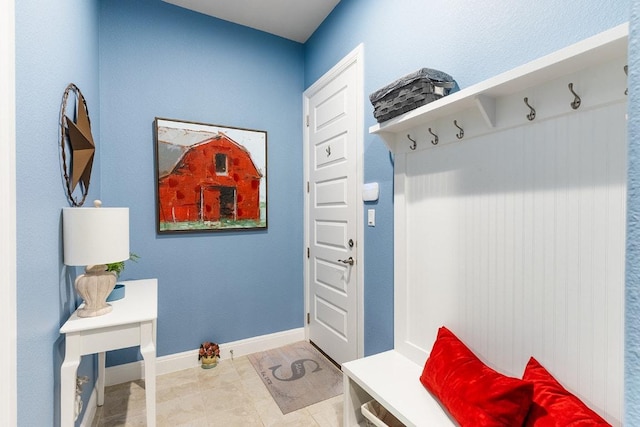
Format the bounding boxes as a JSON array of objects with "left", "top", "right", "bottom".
[
  {"left": 140, "top": 321, "right": 156, "bottom": 427},
  {"left": 97, "top": 352, "right": 106, "bottom": 406},
  {"left": 61, "top": 334, "right": 81, "bottom": 427}
]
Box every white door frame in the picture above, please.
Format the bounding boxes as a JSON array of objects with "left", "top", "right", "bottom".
[
  {"left": 303, "top": 44, "right": 365, "bottom": 361},
  {"left": 0, "top": 0, "right": 18, "bottom": 424}
]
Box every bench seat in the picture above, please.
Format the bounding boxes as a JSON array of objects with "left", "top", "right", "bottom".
[{"left": 342, "top": 350, "right": 457, "bottom": 427}]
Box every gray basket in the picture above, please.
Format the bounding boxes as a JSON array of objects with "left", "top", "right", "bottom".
[{"left": 370, "top": 68, "right": 457, "bottom": 123}]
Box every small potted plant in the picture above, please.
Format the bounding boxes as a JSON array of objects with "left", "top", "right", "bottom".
[
  {"left": 106, "top": 252, "right": 140, "bottom": 277},
  {"left": 199, "top": 341, "right": 221, "bottom": 369},
  {"left": 105, "top": 252, "right": 140, "bottom": 301}
]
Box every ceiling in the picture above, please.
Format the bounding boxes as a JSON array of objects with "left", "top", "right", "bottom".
[{"left": 162, "top": 0, "right": 341, "bottom": 43}]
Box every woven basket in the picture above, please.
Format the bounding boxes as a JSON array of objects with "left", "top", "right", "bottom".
[{"left": 370, "top": 68, "right": 457, "bottom": 123}]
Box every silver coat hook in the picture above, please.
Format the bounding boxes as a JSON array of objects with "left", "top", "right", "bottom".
[
  {"left": 524, "top": 97, "right": 536, "bottom": 121},
  {"left": 625, "top": 65, "right": 628, "bottom": 96},
  {"left": 428, "top": 128, "right": 438, "bottom": 145},
  {"left": 407, "top": 134, "right": 417, "bottom": 150},
  {"left": 454, "top": 120, "right": 464, "bottom": 140},
  {"left": 568, "top": 83, "right": 581, "bottom": 110}
]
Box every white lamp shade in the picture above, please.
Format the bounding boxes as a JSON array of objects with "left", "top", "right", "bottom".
[{"left": 63, "top": 206, "right": 130, "bottom": 266}]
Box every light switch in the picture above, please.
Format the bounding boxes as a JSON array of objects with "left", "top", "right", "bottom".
[{"left": 368, "top": 209, "right": 375, "bottom": 226}]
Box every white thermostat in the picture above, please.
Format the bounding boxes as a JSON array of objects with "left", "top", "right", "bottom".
[{"left": 362, "top": 182, "right": 379, "bottom": 202}]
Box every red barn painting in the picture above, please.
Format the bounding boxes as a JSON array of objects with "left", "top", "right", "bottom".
[{"left": 155, "top": 118, "right": 267, "bottom": 232}]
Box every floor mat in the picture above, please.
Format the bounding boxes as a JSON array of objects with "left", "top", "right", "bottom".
[{"left": 248, "top": 341, "right": 343, "bottom": 414}]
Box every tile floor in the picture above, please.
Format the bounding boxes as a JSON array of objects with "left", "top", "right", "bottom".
[{"left": 91, "top": 354, "right": 344, "bottom": 427}]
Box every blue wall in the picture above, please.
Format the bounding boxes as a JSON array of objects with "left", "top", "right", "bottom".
[
  {"left": 16, "top": 0, "right": 304, "bottom": 424},
  {"left": 16, "top": 0, "right": 101, "bottom": 424},
  {"left": 14, "top": 0, "right": 639, "bottom": 425},
  {"left": 626, "top": 2, "right": 640, "bottom": 424},
  {"left": 304, "top": 0, "right": 633, "bottom": 359},
  {"left": 98, "top": 0, "right": 305, "bottom": 363}
]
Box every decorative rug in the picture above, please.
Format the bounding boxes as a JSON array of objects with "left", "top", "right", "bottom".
[{"left": 248, "top": 341, "right": 343, "bottom": 414}]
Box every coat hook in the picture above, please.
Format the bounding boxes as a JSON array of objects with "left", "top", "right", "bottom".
[
  {"left": 428, "top": 128, "right": 438, "bottom": 145},
  {"left": 407, "top": 134, "right": 417, "bottom": 150},
  {"left": 625, "top": 65, "right": 628, "bottom": 96},
  {"left": 524, "top": 97, "right": 536, "bottom": 121},
  {"left": 568, "top": 83, "right": 581, "bottom": 110},
  {"left": 454, "top": 120, "right": 464, "bottom": 140}
]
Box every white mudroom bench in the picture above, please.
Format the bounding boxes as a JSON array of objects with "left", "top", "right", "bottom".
[
  {"left": 342, "top": 23, "right": 628, "bottom": 427},
  {"left": 343, "top": 350, "right": 455, "bottom": 426}
]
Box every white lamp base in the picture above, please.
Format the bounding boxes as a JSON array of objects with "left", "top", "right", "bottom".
[{"left": 75, "top": 265, "right": 117, "bottom": 317}]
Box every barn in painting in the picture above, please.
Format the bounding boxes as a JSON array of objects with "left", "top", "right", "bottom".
[{"left": 158, "top": 133, "right": 263, "bottom": 228}]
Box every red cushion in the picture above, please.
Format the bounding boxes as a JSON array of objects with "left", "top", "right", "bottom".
[
  {"left": 420, "top": 326, "right": 533, "bottom": 426},
  {"left": 522, "top": 357, "right": 611, "bottom": 426}
]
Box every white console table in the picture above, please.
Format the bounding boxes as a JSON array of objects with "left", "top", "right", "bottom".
[{"left": 60, "top": 278, "right": 157, "bottom": 427}]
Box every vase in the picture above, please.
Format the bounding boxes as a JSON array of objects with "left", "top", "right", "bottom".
[
  {"left": 74, "top": 266, "right": 117, "bottom": 317},
  {"left": 201, "top": 356, "right": 218, "bottom": 369}
]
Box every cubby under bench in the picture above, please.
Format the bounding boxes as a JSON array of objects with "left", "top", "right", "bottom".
[{"left": 343, "top": 350, "right": 456, "bottom": 427}]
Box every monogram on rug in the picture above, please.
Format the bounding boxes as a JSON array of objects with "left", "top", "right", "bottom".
[{"left": 248, "top": 341, "right": 343, "bottom": 414}]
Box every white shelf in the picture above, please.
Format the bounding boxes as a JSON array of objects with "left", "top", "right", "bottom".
[
  {"left": 370, "top": 23, "right": 628, "bottom": 152},
  {"left": 343, "top": 350, "right": 456, "bottom": 426}
]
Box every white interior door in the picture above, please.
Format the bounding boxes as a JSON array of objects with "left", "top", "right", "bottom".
[{"left": 304, "top": 45, "right": 363, "bottom": 365}]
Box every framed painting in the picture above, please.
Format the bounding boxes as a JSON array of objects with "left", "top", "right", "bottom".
[{"left": 154, "top": 117, "right": 267, "bottom": 233}]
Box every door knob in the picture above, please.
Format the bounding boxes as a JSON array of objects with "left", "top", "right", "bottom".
[{"left": 338, "top": 257, "right": 354, "bottom": 266}]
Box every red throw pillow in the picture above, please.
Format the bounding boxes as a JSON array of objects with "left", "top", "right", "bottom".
[
  {"left": 522, "top": 357, "right": 611, "bottom": 426},
  {"left": 420, "top": 326, "right": 533, "bottom": 426}
]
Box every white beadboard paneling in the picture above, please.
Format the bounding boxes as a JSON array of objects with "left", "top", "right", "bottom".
[{"left": 401, "top": 101, "right": 626, "bottom": 424}]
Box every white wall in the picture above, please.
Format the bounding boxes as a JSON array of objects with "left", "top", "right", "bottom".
[{"left": 0, "top": 0, "right": 17, "bottom": 424}]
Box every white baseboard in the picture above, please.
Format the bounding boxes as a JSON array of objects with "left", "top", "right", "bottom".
[
  {"left": 78, "top": 386, "right": 98, "bottom": 427},
  {"left": 104, "top": 327, "right": 305, "bottom": 386}
]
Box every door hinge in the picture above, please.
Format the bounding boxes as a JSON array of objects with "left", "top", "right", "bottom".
[
  {"left": 307, "top": 181, "right": 310, "bottom": 193},
  {"left": 306, "top": 115, "right": 309, "bottom": 127},
  {"left": 307, "top": 312, "right": 310, "bottom": 324},
  {"left": 307, "top": 247, "right": 310, "bottom": 258}
]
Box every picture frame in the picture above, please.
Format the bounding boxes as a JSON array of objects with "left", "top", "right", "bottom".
[{"left": 154, "top": 117, "right": 267, "bottom": 233}]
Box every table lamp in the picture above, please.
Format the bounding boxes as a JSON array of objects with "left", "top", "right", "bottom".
[{"left": 63, "top": 200, "right": 129, "bottom": 317}]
